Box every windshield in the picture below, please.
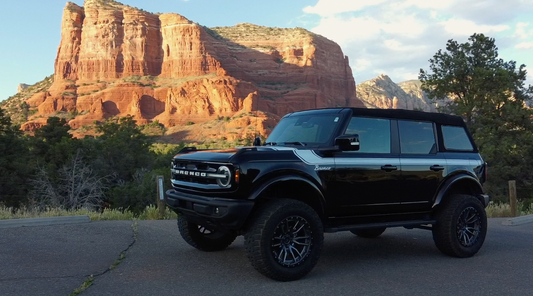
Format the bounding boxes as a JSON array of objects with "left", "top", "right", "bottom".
[{"left": 266, "top": 113, "right": 342, "bottom": 146}]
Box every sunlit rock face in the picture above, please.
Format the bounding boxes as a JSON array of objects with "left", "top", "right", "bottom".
[{"left": 23, "top": 0, "right": 365, "bottom": 141}]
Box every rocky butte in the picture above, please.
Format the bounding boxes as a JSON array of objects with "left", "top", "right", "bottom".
[
  {"left": 356, "top": 74, "right": 443, "bottom": 112},
  {"left": 21, "top": 0, "right": 365, "bottom": 142}
]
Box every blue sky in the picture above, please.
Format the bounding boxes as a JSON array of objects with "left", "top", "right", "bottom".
[{"left": 1, "top": 0, "right": 533, "bottom": 102}]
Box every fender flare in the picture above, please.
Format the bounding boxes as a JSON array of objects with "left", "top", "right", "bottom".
[
  {"left": 249, "top": 174, "right": 326, "bottom": 214},
  {"left": 433, "top": 174, "right": 484, "bottom": 208}
]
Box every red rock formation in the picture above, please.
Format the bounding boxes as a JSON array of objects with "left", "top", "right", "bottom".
[
  {"left": 54, "top": 2, "right": 84, "bottom": 82},
  {"left": 24, "top": 0, "right": 365, "bottom": 141},
  {"left": 206, "top": 24, "right": 364, "bottom": 115},
  {"left": 159, "top": 14, "right": 221, "bottom": 78}
]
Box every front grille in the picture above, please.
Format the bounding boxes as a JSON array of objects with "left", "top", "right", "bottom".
[{"left": 171, "top": 160, "right": 232, "bottom": 189}]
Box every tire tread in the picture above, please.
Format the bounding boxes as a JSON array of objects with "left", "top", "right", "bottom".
[
  {"left": 432, "top": 194, "right": 487, "bottom": 258},
  {"left": 244, "top": 199, "right": 323, "bottom": 281}
]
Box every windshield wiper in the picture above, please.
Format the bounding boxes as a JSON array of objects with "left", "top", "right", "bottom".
[
  {"left": 264, "top": 142, "right": 278, "bottom": 146},
  {"left": 283, "top": 142, "right": 307, "bottom": 146}
]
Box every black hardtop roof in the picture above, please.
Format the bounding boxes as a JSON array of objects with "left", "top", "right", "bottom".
[{"left": 287, "top": 108, "right": 466, "bottom": 127}]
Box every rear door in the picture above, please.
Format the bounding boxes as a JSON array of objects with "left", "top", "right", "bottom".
[{"left": 398, "top": 120, "right": 445, "bottom": 212}]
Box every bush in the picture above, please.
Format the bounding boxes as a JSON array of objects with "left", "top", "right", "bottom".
[{"left": 105, "top": 168, "right": 170, "bottom": 214}]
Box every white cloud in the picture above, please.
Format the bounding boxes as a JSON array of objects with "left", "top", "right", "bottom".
[
  {"left": 302, "top": 0, "right": 533, "bottom": 84},
  {"left": 384, "top": 39, "right": 402, "bottom": 51},
  {"left": 303, "top": 0, "right": 387, "bottom": 17},
  {"left": 403, "top": 0, "right": 457, "bottom": 10},
  {"left": 440, "top": 18, "right": 510, "bottom": 36},
  {"left": 311, "top": 16, "right": 381, "bottom": 46},
  {"left": 353, "top": 59, "right": 372, "bottom": 72},
  {"left": 514, "top": 22, "right": 532, "bottom": 39},
  {"left": 515, "top": 42, "right": 533, "bottom": 49}
]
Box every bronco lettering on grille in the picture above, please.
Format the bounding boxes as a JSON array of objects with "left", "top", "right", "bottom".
[{"left": 172, "top": 170, "right": 207, "bottom": 177}]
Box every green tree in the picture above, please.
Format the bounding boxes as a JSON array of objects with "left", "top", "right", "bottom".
[
  {"left": 0, "top": 108, "right": 31, "bottom": 207},
  {"left": 91, "top": 115, "right": 153, "bottom": 182},
  {"left": 31, "top": 116, "right": 79, "bottom": 174},
  {"left": 82, "top": 116, "right": 157, "bottom": 212},
  {"left": 419, "top": 33, "right": 533, "bottom": 202},
  {"left": 34, "top": 117, "right": 72, "bottom": 143}
]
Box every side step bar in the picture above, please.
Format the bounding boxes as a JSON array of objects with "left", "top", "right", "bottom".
[{"left": 324, "top": 219, "right": 436, "bottom": 233}]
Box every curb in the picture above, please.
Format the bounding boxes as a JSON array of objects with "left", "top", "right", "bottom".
[
  {"left": 0, "top": 215, "right": 91, "bottom": 228},
  {"left": 501, "top": 214, "right": 533, "bottom": 226}
]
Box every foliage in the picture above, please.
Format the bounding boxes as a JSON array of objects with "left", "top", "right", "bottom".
[
  {"left": 0, "top": 75, "right": 54, "bottom": 125},
  {"left": 91, "top": 116, "right": 153, "bottom": 182},
  {"left": 141, "top": 120, "right": 166, "bottom": 136},
  {"left": 105, "top": 168, "right": 161, "bottom": 214},
  {"left": 208, "top": 23, "right": 314, "bottom": 42},
  {"left": 0, "top": 111, "right": 177, "bottom": 213},
  {"left": 419, "top": 33, "right": 533, "bottom": 202},
  {"left": 0, "top": 108, "right": 31, "bottom": 207},
  {"left": 29, "top": 151, "right": 109, "bottom": 210}
]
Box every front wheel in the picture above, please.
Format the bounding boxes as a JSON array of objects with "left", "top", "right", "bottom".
[
  {"left": 244, "top": 199, "right": 324, "bottom": 281},
  {"left": 432, "top": 194, "right": 487, "bottom": 258},
  {"left": 177, "top": 215, "right": 237, "bottom": 252}
]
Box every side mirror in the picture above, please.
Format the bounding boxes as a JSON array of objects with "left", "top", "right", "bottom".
[
  {"left": 253, "top": 137, "right": 262, "bottom": 146},
  {"left": 335, "top": 134, "right": 360, "bottom": 151}
]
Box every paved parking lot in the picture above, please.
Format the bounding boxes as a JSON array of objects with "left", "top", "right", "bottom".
[{"left": 1, "top": 218, "right": 532, "bottom": 296}]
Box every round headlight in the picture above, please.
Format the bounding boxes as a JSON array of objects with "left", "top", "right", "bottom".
[{"left": 216, "top": 166, "right": 231, "bottom": 188}]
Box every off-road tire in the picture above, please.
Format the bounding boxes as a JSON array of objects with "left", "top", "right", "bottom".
[
  {"left": 350, "top": 227, "right": 386, "bottom": 238},
  {"left": 432, "top": 194, "right": 487, "bottom": 258},
  {"left": 177, "top": 215, "right": 237, "bottom": 252},
  {"left": 244, "top": 199, "right": 324, "bottom": 281}
]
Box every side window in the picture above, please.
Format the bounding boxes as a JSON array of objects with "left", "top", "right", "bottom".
[
  {"left": 345, "top": 117, "right": 391, "bottom": 153},
  {"left": 442, "top": 125, "right": 474, "bottom": 151},
  {"left": 399, "top": 120, "right": 436, "bottom": 154}
]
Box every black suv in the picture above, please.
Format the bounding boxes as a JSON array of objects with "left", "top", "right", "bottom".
[{"left": 166, "top": 108, "right": 489, "bottom": 281}]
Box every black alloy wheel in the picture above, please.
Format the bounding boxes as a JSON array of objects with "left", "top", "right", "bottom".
[
  {"left": 432, "top": 194, "right": 487, "bottom": 258},
  {"left": 271, "top": 216, "right": 313, "bottom": 267},
  {"left": 456, "top": 206, "right": 482, "bottom": 247},
  {"left": 244, "top": 199, "right": 323, "bottom": 281}
]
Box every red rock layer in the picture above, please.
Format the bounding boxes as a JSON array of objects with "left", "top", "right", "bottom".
[{"left": 23, "top": 0, "right": 365, "bottom": 139}]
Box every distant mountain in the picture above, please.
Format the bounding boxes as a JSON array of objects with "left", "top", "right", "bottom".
[{"left": 356, "top": 74, "right": 444, "bottom": 112}]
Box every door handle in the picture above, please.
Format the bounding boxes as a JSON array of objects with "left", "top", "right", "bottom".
[
  {"left": 430, "top": 165, "right": 445, "bottom": 171},
  {"left": 381, "top": 165, "right": 397, "bottom": 172}
]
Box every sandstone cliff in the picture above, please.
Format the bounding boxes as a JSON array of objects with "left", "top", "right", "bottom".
[
  {"left": 19, "top": 0, "right": 364, "bottom": 141},
  {"left": 356, "top": 74, "right": 437, "bottom": 112}
]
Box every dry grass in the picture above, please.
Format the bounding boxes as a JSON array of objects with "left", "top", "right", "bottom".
[
  {"left": 0, "top": 205, "right": 177, "bottom": 221},
  {"left": 3, "top": 202, "right": 529, "bottom": 220},
  {"left": 486, "top": 202, "right": 533, "bottom": 218}
]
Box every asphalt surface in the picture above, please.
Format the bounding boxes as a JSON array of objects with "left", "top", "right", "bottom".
[{"left": 1, "top": 217, "right": 532, "bottom": 296}]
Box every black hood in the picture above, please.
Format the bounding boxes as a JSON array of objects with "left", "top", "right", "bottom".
[{"left": 174, "top": 148, "right": 241, "bottom": 163}]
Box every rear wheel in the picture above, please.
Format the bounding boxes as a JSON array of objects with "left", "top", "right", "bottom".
[
  {"left": 177, "top": 215, "right": 237, "bottom": 252},
  {"left": 350, "top": 227, "right": 386, "bottom": 238},
  {"left": 432, "top": 194, "right": 487, "bottom": 257},
  {"left": 244, "top": 199, "right": 323, "bottom": 281}
]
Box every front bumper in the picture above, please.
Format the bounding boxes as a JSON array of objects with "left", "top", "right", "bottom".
[
  {"left": 481, "top": 194, "right": 490, "bottom": 208},
  {"left": 165, "top": 189, "right": 254, "bottom": 230}
]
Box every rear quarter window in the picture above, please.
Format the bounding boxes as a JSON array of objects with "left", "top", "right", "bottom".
[{"left": 442, "top": 125, "right": 474, "bottom": 151}]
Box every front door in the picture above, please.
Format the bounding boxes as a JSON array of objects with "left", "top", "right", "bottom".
[{"left": 331, "top": 116, "right": 402, "bottom": 217}]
